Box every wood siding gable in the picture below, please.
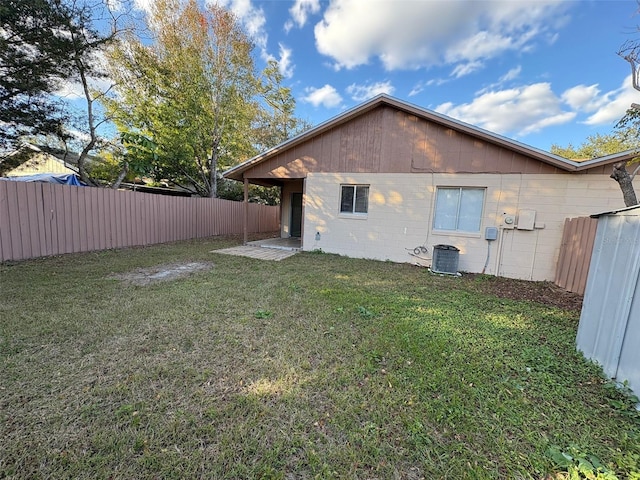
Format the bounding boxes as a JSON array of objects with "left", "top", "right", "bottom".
[{"left": 227, "top": 95, "right": 632, "bottom": 183}]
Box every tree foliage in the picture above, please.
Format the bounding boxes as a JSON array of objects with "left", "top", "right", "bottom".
[
  {"left": 0, "top": 0, "right": 127, "bottom": 188},
  {"left": 104, "top": 0, "right": 258, "bottom": 197},
  {"left": 2, "top": 0, "right": 306, "bottom": 202},
  {"left": 0, "top": 0, "right": 77, "bottom": 148},
  {"left": 550, "top": 124, "right": 639, "bottom": 206},
  {"left": 254, "top": 60, "right": 311, "bottom": 152},
  {"left": 550, "top": 129, "right": 637, "bottom": 159}
]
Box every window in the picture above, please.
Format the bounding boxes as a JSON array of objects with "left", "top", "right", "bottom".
[
  {"left": 433, "top": 187, "right": 484, "bottom": 233},
  {"left": 340, "top": 184, "right": 369, "bottom": 214}
]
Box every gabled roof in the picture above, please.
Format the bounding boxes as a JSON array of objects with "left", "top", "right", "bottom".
[
  {"left": 0, "top": 143, "right": 82, "bottom": 176},
  {"left": 224, "top": 94, "right": 637, "bottom": 181}
]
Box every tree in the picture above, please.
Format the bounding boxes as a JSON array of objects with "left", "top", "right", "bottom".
[
  {"left": 0, "top": 0, "right": 132, "bottom": 188},
  {"left": 611, "top": 109, "right": 640, "bottom": 206},
  {"left": 253, "top": 60, "right": 311, "bottom": 152},
  {"left": 613, "top": 23, "right": 640, "bottom": 206},
  {"left": 550, "top": 127, "right": 639, "bottom": 206},
  {"left": 60, "top": 0, "right": 122, "bottom": 186},
  {"left": 0, "top": 0, "right": 76, "bottom": 149},
  {"left": 104, "top": 0, "right": 257, "bottom": 197}
]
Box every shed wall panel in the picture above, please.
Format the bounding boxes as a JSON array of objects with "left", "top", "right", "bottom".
[{"left": 577, "top": 210, "right": 640, "bottom": 398}]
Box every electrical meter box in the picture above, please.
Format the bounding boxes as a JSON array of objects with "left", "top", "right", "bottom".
[
  {"left": 485, "top": 226, "right": 498, "bottom": 241},
  {"left": 503, "top": 214, "right": 516, "bottom": 229},
  {"left": 517, "top": 209, "right": 536, "bottom": 230}
]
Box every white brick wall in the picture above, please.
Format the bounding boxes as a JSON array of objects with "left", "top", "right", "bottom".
[{"left": 302, "top": 172, "right": 639, "bottom": 281}]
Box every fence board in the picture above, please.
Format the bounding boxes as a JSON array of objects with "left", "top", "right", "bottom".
[
  {"left": 41, "top": 183, "right": 55, "bottom": 256},
  {"left": 554, "top": 216, "right": 598, "bottom": 295},
  {"left": 33, "top": 184, "right": 46, "bottom": 258},
  {"left": 8, "top": 182, "right": 24, "bottom": 260},
  {"left": 0, "top": 181, "right": 279, "bottom": 262}
]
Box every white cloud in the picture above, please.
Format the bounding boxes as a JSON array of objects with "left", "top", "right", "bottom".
[
  {"left": 451, "top": 61, "right": 483, "bottom": 79},
  {"left": 435, "top": 82, "right": 575, "bottom": 137},
  {"left": 500, "top": 66, "right": 522, "bottom": 83},
  {"left": 55, "top": 50, "right": 114, "bottom": 101},
  {"left": 579, "top": 76, "right": 639, "bottom": 125},
  {"left": 285, "top": 0, "right": 321, "bottom": 32},
  {"left": 314, "top": 0, "right": 568, "bottom": 73},
  {"left": 217, "top": 0, "right": 268, "bottom": 52},
  {"left": 559, "top": 77, "right": 638, "bottom": 126},
  {"left": 561, "top": 84, "right": 604, "bottom": 112},
  {"left": 105, "top": 0, "right": 125, "bottom": 12},
  {"left": 133, "top": 0, "right": 154, "bottom": 13},
  {"left": 63, "top": 127, "right": 92, "bottom": 144},
  {"left": 408, "top": 83, "right": 424, "bottom": 97},
  {"left": 346, "top": 81, "right": 394, "bottom": 102},
  {"left": 277, "top": 43, "right": 294, "bottom": 78},
  {"left": 302, "top": 84, "right": 343, "bottom": 108},
  {"left": 476, "top": 66, "right": 523, "bottom": 95},
  {"left": 56, "top": 77, "right": 114, "bottom": 101},
  {"left": 410, "top": 77, "right": 451, "bottom": 97}
]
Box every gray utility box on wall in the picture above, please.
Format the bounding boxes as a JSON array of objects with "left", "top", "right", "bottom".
[{"left": 432, "top": 244, "right": 460, "bottom": 275}]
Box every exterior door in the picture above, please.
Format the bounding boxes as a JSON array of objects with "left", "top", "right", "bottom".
[{"left": 290, "top": 193, "right": 303, "bottom": 237}]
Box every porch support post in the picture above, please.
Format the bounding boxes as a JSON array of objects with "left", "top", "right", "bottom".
[{"left": 243, "top": 177, "right": 249, "bottom": 245}]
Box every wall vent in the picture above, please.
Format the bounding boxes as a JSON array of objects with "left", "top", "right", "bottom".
[{"left": 432, "top": 244, "right": 460, "bottom": 275}]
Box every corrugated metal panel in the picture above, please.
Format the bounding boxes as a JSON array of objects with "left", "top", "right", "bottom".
[
  {"left": 576, "top": 207, "right": 640, "bottom": 397},
  {"left": 615, "top": 277, "right": 640, "bottom": 389}
]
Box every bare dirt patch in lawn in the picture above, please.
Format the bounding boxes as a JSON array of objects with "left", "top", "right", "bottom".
[
  {"left": 108, "top": 261, "right": 214, "bottom": 286},
  {"left": 464, "top": 273, "right": 584, "bottom": 312}
]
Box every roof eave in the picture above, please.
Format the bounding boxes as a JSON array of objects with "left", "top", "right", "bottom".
[{"left": 572, "top": 150, "right": 639, "bottom": 171}]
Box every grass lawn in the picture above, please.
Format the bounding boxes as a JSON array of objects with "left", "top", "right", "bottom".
[{"left": 1, "top": 236, "right": 638, "bottom": 479}]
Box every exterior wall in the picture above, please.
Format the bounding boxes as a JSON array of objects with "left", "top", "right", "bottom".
[
  {"left": 6, "top": 153, "right": 75, "bottom": 176},
  {"left": 303, "top": 171, "right": 637, "bottom": 281}
]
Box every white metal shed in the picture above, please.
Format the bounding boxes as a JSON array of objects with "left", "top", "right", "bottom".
[{"left": 576, "top": 205, "right": 640, "bottom": 396}]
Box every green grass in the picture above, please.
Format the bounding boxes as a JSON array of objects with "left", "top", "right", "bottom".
[{"left": 1, "top": 236, "right": 638, "bottom": 479}]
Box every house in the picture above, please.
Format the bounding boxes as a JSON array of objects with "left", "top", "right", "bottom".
[
  {"left": 1, "top": 144, "right": 191, "bottom": 195},
  {"left": 0, "top": 144, "right": 80, "bottom": 177},
  {"left": 223, "top": 95, "right": 639, "bottom": 282}
]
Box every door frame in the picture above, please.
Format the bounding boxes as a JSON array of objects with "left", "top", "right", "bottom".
[{"left": 290, "top": 192, "right": 303, "bottom": 238}]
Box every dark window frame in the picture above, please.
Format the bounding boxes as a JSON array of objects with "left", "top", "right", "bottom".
[{"left": 340, "top": 184, "right": 369, "bottom": 215}]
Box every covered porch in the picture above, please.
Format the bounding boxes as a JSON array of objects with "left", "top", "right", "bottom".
[{"left": 238, "top": 177, "right": 305, "bottom": 247}]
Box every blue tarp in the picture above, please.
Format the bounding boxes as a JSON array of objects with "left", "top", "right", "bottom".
[{"left": 1, "top": 173, "right": 86, "bottom": 186}]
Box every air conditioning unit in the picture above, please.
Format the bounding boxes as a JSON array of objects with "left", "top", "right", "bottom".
[{"left": 431, "top": 244, "right": 460, "bottom": 275}]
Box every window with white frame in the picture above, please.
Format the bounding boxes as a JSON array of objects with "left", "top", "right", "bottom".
[
  {"left": 340, "top": 184, "right": 369, "bottom": 215},
  {"left": 433, "top": 187, "right": 485, "bottom": 233}
]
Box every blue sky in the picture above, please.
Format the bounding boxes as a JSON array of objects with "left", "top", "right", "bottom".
[{"left": 132, "top": 0, "right": 639, "bottom": 152}]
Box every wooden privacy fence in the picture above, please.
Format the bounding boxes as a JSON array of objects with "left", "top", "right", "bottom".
[
  {"left": 554, "top": 216, "right": 598, "bottom": 295},
  {"left": 0, "top": 181, "right": 280, "bottom": 262}
]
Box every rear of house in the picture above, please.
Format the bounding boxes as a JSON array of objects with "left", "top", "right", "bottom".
[
  {"left": 225, "top": 95, "right": 638, "bottom": 282},
  {"left": 303, "top": 170, "right": 628, "bottom": 280}
]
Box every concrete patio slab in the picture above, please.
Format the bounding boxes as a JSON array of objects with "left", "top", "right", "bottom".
[{"left": 211, "top": 245, "right": 298, "bottom": 261}]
